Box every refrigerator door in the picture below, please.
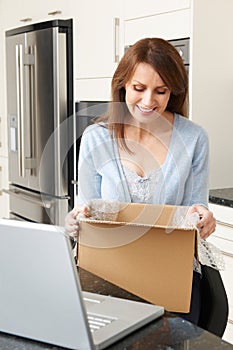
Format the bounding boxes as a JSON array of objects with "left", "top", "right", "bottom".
[
  {"left": 6, "top": 32, "right": 28, "bottom": 187},
  {"left": 6, "top": 26, "right": 69, "bottom": 197}
]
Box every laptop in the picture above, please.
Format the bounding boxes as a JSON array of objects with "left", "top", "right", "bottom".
[{"left": 0, "top": 219, "right": 164, "bottom": 350}]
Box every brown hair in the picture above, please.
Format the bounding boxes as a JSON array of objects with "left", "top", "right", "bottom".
[{"left": 98, "top": 38, "right": 189, "bottom": 150}]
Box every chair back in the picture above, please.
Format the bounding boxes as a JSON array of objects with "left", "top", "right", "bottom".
[{"left": 198, "top": 265, "right": 229, "bottom": 337}]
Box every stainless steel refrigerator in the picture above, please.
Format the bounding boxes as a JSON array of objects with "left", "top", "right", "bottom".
[{"left": 5, "top": 19, "right": 74, "bottom": 225}]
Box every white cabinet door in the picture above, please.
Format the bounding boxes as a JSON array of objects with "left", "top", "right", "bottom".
[
  {"left": 19, "top": 0, "right": 72, "bottom": 24},
  {"left": 0, "top": 0, "right": 26, "bottom": 30},
  {"left": 73, "top": 0, "right": 122, "bottom": 100},
  {"left": 124, "top": 0, "right": 191, "bottom": 46},
  {"left": 2, "top": 0, "right": 72, "bottom": 30},
  {"left": 208, "top": 231, "right": 233, "bottom": 345},
  {"left": 221, "top": 254, "right": 233, "bottom": 345},
  {"left": 124, "top": 9, "right": 191, "bottom": 47},
  {"left": 73, "top": 0, "right": 122, "bottom": 80},
  {"left": 124, "top": 0, "right": 190, "bottom": 20}
]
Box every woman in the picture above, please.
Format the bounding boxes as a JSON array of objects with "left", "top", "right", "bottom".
[{"left": 65, "top": 38, "right": 216, "bottom": 324}]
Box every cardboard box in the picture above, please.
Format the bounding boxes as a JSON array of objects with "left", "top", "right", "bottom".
[{"left": 78, "top": 203, "right": 197, "bottom": 313}]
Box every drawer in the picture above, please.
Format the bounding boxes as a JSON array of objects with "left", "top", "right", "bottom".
[
  {"left": 208, "top": 236, "right": 233, "bottom": 324},
  {"left": 220, "top": 255, "right": 233, "bottom": 310},
  {"left": 213, "top": 223, "right": 233, "bottom": 242},
  {"left": 209, "top": 203, "right": 233, "bottom": 226},
  {"left": 208, "top": 233, "right": 233, "bottom": 256}
]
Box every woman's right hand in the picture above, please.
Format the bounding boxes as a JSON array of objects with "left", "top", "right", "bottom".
[{"left": 65, "top": 205, "right": 90, "bottom": 240}]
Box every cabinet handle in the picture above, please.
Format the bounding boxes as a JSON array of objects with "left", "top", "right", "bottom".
[
  {"left": 222, "top": 251, "right": 233, "bottom": 258},
  {"left": 20, "top": 18, "right": 32, "bottom": 22},
  {"left": 48, "top": 10, "right": 62, "bottom": 16},
  {"left": 114, "top": 17, "right": 120, "bottom": 63},
  {"left": 216, "top": 220, "right": 233, "bottom": 229}
]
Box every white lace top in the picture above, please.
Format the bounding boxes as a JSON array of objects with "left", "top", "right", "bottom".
[{"left": 122, "top": 165, "right": 160, "bottom": 203}]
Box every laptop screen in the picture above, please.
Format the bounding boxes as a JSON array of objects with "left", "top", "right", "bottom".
[{"left": 0, "top": 219, "right": 94, "bottom": 349}]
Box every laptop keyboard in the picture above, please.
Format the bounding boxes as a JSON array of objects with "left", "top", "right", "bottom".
[{"left": 87, "top": 313, "right": 116, "bottom": 333}]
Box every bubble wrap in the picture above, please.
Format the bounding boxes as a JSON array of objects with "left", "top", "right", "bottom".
[
  {"left": 87, "top": 199, "right": 120, "bottom": 221},
  {"left": 172, "top": 208, "right": 225, "bottom": 271},
  {"left": 197, "top": 235, "right": 225, "bottom": 270}
]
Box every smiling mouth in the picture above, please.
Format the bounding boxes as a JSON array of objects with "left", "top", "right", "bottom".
[{"left": 137, "top": 105, "right": 156, "bottom": 113}]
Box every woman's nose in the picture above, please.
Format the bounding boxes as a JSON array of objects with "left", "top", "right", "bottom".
[{"left": 141, "top": 90, "right": 155, "bottom": 107}]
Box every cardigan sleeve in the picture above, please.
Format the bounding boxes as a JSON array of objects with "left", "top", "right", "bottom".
[
  {"left": 182, "top": 127, "right": 209, "bottom": 207},
  {"left": 76, "top": 126, "right": 102, "bottom": 205},
  {"left": 76, "top": 124, "right": 131, "bottom": 205}
]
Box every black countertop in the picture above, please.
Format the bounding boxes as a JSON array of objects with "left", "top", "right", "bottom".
[
  {"left": 0, "top": 268, "right": 232, "bottom": 350},
  {"left": 209, "top": 188, "right": 233, "bottom": 208}
]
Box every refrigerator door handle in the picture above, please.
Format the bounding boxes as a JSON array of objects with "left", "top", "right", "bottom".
[
  {"left": 24, "top": 48, "right": 36, "bottom": 173},
  {"left": 3, "top": 188, "right": 53, "bottom": 209},
  {"left": 16, "top": 44, "right": 25, "bottom": 177}
]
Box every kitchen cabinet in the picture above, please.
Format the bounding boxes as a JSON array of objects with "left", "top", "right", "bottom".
[
  {"left": 73, "top": 0, "right": 121, "bottom": 79},
  {"left": 124, "top": 9, "right": 190, "bottom": 46},
  {"left": 124, "top": 0, "right": 190, "bottom": 20},
  {"left": 22, "top": 0, "right": 72, "bottom": 24},
  {"left": 1, "top": 0, "right": 72, "bottom": 30},
  {"left": 124, "top": 1, "right": 191, "bottom": 45},
  {"left": 208, "top": 203, "right": 233, "bottom": 345},
  {"left": 73, "top": 0, "right": 123, "bottom": 101}
]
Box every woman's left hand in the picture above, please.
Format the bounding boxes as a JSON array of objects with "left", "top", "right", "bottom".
[{"left": 188, "top": 205, "right": 216, "bottom": 240}]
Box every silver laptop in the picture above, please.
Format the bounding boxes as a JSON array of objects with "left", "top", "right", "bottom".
[{"left": 0, "top": 219, "right": 164, "bottom": 350}]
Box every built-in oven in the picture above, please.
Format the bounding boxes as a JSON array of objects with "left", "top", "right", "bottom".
[{"left": 168, "top": 38, "right": 190, "bottom": 74}]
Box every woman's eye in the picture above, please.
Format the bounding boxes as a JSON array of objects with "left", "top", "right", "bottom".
[
  {"left": 134, "top": 85, "right": 144, "bottom": 92},
  {"left": 156, "top": 90, "right": 166, "bottom": 95}
]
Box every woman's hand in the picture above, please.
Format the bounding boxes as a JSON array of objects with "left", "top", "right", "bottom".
[
  {"left": 189, "top": 205, "right": 216, "bottom": 239},
  {"left": 65, "top": 205, "right": 90, "bottom": 240}
]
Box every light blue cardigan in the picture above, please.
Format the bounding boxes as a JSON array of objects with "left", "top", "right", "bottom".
[{"left": 77, "top": 113, "right": 209, "bottom": 208}]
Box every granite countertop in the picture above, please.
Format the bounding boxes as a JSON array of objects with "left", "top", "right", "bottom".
[
  {"left": 209, "top": 188, "right": 233, "bottom": 208},
  {"left": 1, "top": 268, "right": 232, "bottom": 350}
]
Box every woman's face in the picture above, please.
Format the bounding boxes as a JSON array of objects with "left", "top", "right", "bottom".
[{"left": 125, "top": 63, "right": 171, "bottom": 124}]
